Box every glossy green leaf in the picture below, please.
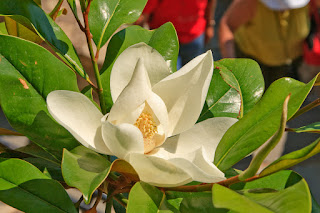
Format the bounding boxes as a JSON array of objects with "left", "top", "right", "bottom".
[
  {"left": 240, "top": 94, "right": 290, "bottom": 180},
  {"left": 0, "top": 0, "right": 86, "bottom": 78},
  {"left": 214, "top": 75, "right": 318, "bottom": 171},
  {"left": 127, "top": 182, "right": 178, "bottom": 213},
  {"left": 287, "top": 122, "right": 320, "bottom": 133},
  {"left": 213, "top": 179, "right": 311, "bottom": 213},
  {"left": 113, "top": 199, "right": 127, "bottom": 213},
  {"left": 23, "top": 157, "right": 63, "bottom": 181},
  {"left": 0, "top": 22, "right": 8, "bottom": 34},
  {"left": 16, "top": 142, "right": 59, "bottom": 164},
  {"left": 213, "top": 184, "right": 273, "bottom": 213},
  {"left": 260, "top": 137, "right": 320, "bottom": 177},
  {"left": 62, "top": 146, "right": 111, "bottom": 204},
  {"left": 67, "top": 0, "right": 79, "bottom": 19},
  {"left": 312, "top": 194, "right": 320, "bottom": 213},
  {"left": 4, "top": 17, "right": 43, "bottom": 43},
  {"left": 0, "top": 35, "right": 79, "bottom": 159},
  {"left": 100, "top": 23, "right": 179, "bottom": 111},
  {"left": 89, "top": 0, "right": 148, "bottom": 49},
  {"left": 199, "top": 59, "right": 264, "bottom": 121},
  {"left": 166, "top": 191, "right": 227, "bottom": 213},
  {"left": 0, "top": 158, "right": 77, "bottom": 213}
]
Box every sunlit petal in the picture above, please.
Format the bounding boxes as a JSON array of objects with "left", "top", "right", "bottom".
[
  {"left": 101, "top": 115, "right": 144, "bottom": 159},
  {"left": 152, "top": 147, "right": 225, "bottom": 183},
  {"left": 47, "top": 90, "right": 112, "bottom": 154},
  {"left": 126, "top": 153, "right": 192, "bottom": 187},
  {"left": 152, "top": 51, "right": 214, "bottom": 136},
  {"left": 161, "top": 117, "right": 238, "bottom": 162},
  {"left": 108, "top": 58, "right": 152, "bottom": 125},
  {"left": 110, "top": 43, "right": 171, "bottom": 102}
]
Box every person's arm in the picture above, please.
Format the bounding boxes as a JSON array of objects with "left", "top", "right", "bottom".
[
  {"left": 204, "top": 0, "right": 217, "bottom": 44},
  {"left": 219, "top": 0, "right": 257, "bottom": 58}
]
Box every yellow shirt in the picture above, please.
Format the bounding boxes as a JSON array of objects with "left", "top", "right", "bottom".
[{"left": 235, "top": 1, "right": 310, "bottom": 66}]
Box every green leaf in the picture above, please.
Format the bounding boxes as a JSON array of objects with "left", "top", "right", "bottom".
[
  {"left": 214, "top": 76, "right": 317, "bottom": 171},
  {"left": 166, "top": 191, "right": 227, "bottom": 213},
  {"left": 0, "top": 22, "right": 8, "bottom": 34},
  {"left": 213, "top": 179, "right": 311, "bottom": 213},
  {"left": 127, "top": 182, "right": 177, "bottom": 213},
  {"left": 16, "top": 142, "right": 59, "bottom": 164},
  {"left": 242, "top": 170, "right": 301, "bottom": 191},
  {"left": 100, "top": 23, "right": 179, "bottom": 111},
  {"left": 23, "top": 157, "right": 63, "bottom": 181},
  {"left": 312, "top": 193, "right": 320, "bottom": 213},
  {"left": 199, "top": 59, "right": 264, "bottom": 121},
  {"left": 67, "top": 0, "right": 79, "bottom": 20},
  {"left": 0, "top": 158, "right": 77, "bottom": 213},
  {"left": 89, "top": 0, "right": 148, "bottom": 49},
  {"left": 287, "top": 122, "right": 320, "bottom": 133},
  {"left": 4, "top": 17, "right": 43, "bottom": 43},
  {"left": 240, "top": 94, "right": 290, "bottom": 180},
  {"left": 61, "top": 146, "right": 111, "bottom": 204},
  {"left": 260, "top": 137, "right": 320, "bottom": 177},
  {"left": 0, "top": 35, "right": 79, "bottom": 160},
  {"left": 0, "top": 0, "right": 86, "bottom": 78}
]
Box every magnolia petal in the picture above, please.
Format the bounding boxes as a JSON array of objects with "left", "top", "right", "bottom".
[
  {"left": 108, "top": 58, "right": 152, "bottom": 125},
  {"left": 110, "top": 43, "right": 171, "bottom": 102},
  {"left": 152, "top": 51, "right": 214, "bottom": 136},
  {"left": 161, "top": 117, "right": 238, "bottom": 162},
  {"left": 101, "top": 116, "right": 144, "bottom": 159},
  {"left": 126, "top": 153, "right": 192, "bottom": 187},
  {"left": 47, "top": 90, "right": 112, "bottom": 154},
  {"left": 144, "top": 93, "right": 169, "bottom": 147},
  {"left": 152, "top": 147, "right": 225, "bottom": 183}
]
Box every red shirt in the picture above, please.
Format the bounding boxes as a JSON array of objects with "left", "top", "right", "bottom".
[{"left": 143, "top": 0, "right": 208, "bottom": 44}]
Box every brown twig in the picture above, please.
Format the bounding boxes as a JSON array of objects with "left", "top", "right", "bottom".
[
  {"left": 82, "top": 0, "right": 107, "bottom": 114},
  {"left": 49, "top": 0, "right": 64, "bottom": 21},
  {"left": 162, "top": 175, "right": 260, "bottom": 192}
]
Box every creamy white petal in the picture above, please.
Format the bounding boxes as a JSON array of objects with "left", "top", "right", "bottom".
[
  {"left": 152, "top": 51, "right": 214, "bottom": 136},
  {"left": 108, "top": 58, "right": 152, "bottom": 125},
  {"left": 47, "top": 90, "right": 112, "bottom": 154},
  {"left": 101, "top": 116, "right": 144, "bottom": 159},
  {"left": 161, "top": 117, "right": 238, "bottom": 162},
  {"left": 126, "top": 153, "right": 192, "bottom": 187},
  {"left": 152, "top": 147, "right": 225, "bottom": 183},
  {"left": 144, "top": 94, "right": 169, "bottom": 147},
  {"left": 110, "top": 43, "right": 171, "bottom": 102}
]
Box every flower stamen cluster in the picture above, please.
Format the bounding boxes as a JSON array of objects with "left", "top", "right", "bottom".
[{"left": 134, "top": 112, "right": 158, "bottom": 153}]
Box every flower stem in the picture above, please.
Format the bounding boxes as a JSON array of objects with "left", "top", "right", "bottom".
[{"left": 83, "top": 0, "right": 107, "bottom": 114}]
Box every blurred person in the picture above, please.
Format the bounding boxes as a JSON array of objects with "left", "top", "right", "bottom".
[
  {"left": 299, "top": 0, "right": 320, "bottom": 98},
  {"left": 136, "top": 0, "right": 216, "bottom": 69},
  {"left": 206, "top": 0, "right": 233, "bottom": 60},
  {"left": 219, "top": 0, "right": 310, "bottom": 88}
]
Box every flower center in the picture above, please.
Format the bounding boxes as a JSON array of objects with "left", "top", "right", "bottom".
[
  {"left": 134, "top": 112, "right": 158, "bottom": 139},
  {"left": 134, "top": 112, "right": 158, "bottom": 153}
]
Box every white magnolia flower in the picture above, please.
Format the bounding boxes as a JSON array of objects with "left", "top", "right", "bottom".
[{"left": 47, "top": 43, "right": 237, "bottom": 187}]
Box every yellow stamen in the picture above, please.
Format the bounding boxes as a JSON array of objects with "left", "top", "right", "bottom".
[{"left": 134, "top": 112, "right": 158, "bottom": 153}]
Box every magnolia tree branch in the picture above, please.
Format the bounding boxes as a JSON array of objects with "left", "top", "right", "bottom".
[
  {"left": 49, "top": 0, "right": 64, "bottom": 20},
  {"left": 82, "top": 0, "right": 108, "bottom": 114},
  {"left": 160, "top": 175, "right": 260, "bottom": 192}
]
